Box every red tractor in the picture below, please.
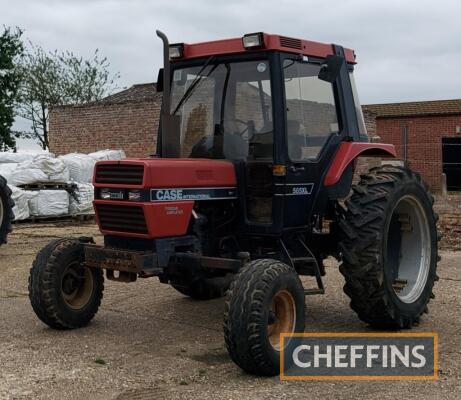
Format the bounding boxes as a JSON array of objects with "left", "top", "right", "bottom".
[{"left": 29, "top": 31, "right": 439, "bottom": 376}]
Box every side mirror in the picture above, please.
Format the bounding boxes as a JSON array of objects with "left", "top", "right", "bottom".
[
  {"left": 318, "top": 55, "right": 344, "bottom": 83},
  {"left": 156, "top": 68, "right": 164, "bottom": 92}
]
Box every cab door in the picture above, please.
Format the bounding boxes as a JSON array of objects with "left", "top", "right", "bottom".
[{"left": 281, "top": 58, "right": 341, "bottom": 227}]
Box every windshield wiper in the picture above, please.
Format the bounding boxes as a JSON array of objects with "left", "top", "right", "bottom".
[{"left": 172, "top": 56, "right": 216, "bottom": 115}]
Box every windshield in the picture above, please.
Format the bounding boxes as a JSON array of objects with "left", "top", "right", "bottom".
[{"left": 170, "top": 60, "right": 273, "bottom": 160}]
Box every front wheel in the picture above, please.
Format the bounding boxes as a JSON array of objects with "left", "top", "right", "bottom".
[
  {"left": 29, "top": 238, "right": 104, "bottom": 329},
  {"left": 338, "top": 165, "right": 439, "bottom": 329},
  {"left": 224, "top": 259, "right": 305, "bottom": 376}
]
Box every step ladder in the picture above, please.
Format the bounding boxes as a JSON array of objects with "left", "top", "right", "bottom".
[{"left": 280, "top": 237, "right": 325, "bottom": 296}]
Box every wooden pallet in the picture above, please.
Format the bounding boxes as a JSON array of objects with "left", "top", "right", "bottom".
[{"left": 18, "top": 182, "right": 78, "bottom": 191}]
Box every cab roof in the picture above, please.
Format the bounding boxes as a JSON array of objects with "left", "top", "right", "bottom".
[{"left": 174, "top": 33, "right": 356, "bottom": 64}]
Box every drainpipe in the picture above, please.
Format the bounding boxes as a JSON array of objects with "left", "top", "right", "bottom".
[{"left": 402, "top": 123, "right": 408, "bottom": 168}]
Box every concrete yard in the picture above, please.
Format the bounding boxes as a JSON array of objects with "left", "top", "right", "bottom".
[{"left": 0, "top": 222, "right": 460, "bottom": 399}]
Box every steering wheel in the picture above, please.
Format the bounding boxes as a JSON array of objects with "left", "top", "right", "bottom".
[{"left": 223, "top": 118, "right": 253, "bottom": 139}]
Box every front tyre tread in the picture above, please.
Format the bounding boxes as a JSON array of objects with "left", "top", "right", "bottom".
[
  {"left": 224, "top": 259, "right": 305, "bottom": 376},
  {"left": 29, "top": 238, "right": 104, "bottom": 329}
]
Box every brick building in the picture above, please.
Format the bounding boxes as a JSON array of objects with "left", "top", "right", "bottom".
[
  {"left": 49, "top": 83, "right": 162, "bottom": 158},
  {"left": 363, "top": 100, "right": 461, "bottom": 191}
]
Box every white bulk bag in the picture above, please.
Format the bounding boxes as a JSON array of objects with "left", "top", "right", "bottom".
[
  {"left": 58, "top": 153, "right": 96, "bottom": 183},
  {"left": 9, "top": 154, "right": 70, "bottom": 186},
  {"left": 0, "top": 163, "right": 19, "bottom": 183},
  {"left": 9, "top": 185, "right": 30, "bottom": 220},
  {"left": 0, "top": 152, "right": 34, "bottom": 164},
  {"left": 69, "top": 183, "right": 94, "bottom": 215},
  {"left": 27, "top": 190, "right": 69, "bottom": 216},
  {"left": 9, "top": 166, "right": 48, "bottom": 186},
  {"left": 88, "top": 149, "right": 126, "bottom": 161}
]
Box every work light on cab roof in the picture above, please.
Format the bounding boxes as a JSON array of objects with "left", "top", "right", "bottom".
[{"left": 242, "top": 32, "right": 265, "bottom": 49}]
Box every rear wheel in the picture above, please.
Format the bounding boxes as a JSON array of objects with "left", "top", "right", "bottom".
[
  {"left": 338, "top": 165, "right": 439, "bottom": 328},
  {"left": 29, "top": 238, "right": 104, "bottom": 329},
  {"left": 0, "top": 175, "right": 14, "bottom": 245},
  {"left": 224, "top": 259, "right": 305, "bottom": 376}
]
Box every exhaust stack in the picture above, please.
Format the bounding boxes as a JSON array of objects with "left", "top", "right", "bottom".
[{"left": 156, "top": 30, "right": 180, "bottom": 158}]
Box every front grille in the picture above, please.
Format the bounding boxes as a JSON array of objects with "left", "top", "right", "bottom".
[
  {"left": 96, "top": 204, "right": 148, "bottom": 234},
  {"left": 95, "top": 164, "right": 144, "bottom": 185},
  {"left": 279, "top": 36, "right": 302, "bottom": 50}
]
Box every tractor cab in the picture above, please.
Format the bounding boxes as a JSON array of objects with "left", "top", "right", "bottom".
[{"left": 156, "top": 32, "right": 369, "bottom": 234}]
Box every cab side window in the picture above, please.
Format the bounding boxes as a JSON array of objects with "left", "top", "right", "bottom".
[{"left": 283, "top": 60, "right": 339, "bottom": 161}]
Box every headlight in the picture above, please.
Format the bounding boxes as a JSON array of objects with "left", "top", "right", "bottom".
[
  {"left": 242, "top": 33, "right": 265, "bottom": 49},
  {"left": 100, "top": 189, "right": 111, "bottom": 200},
  {"left": 128, "top": 190, "right": 141, "bottom": 201}
]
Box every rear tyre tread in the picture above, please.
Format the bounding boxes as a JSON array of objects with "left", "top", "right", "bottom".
[{"left": 338, "top": 165, "right": 439, "bottom": 329}]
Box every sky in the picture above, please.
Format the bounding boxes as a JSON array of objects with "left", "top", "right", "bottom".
[{"left": 2, "top": 0, "right": 460, "bottom": 150}]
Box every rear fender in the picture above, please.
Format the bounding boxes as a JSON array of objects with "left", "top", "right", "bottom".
[{"left": 324, "top": 142, "right": 396, "bottom": 186}]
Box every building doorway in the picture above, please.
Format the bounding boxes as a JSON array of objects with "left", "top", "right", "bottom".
[{"left": 442, "top": 137, "right": 461, "bottom": 191}]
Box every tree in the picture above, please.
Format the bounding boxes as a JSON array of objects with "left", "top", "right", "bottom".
[
  {"left": 17, "top": 45, "right": 119, "bottom": 149},
  {"left": 0, "top": 27, "right": 23, "bottom": 151}
]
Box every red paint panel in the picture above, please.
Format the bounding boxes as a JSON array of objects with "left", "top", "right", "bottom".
[
  {"left": 145, "top": 201, "right": 193, "bottom": 237},
  {"left": 94, "top": 200, "right": 193, "bottom": 238},
  {"left": 143, "top": 158, "right": 236, "bottom": 188},
  {"left": 324, "top": 142, "right": 396, "bottom": 186},
  {"left": 177, "top": 33, "right": 356, "bottom": 64},
  {"left": 93, "top": 158, "right": 236, "bottom": 189},
  {"left": 343, "top": 48, "right": 356, "bottom": 64}
]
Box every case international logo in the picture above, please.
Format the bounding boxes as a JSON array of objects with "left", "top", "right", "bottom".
[{"left": 280, "top": 333, "right": 438, "bottom": 381}]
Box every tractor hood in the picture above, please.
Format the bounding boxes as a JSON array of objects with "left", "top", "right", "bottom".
[
  {"left": 92, "top": 158, "right": 237, "bottom": 239},
  {"left": 93, "top": 158, "right": 236, "bottom": 189}
]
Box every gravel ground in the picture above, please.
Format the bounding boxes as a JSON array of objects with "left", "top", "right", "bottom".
[{"left": 0, "top": 222, "right": 460, "bottom": 399}]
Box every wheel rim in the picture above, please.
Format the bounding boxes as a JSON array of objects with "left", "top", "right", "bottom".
[
  {"left": 267, "top": 290, "right": 296, "bottom": 350},
  {"left": 386, "top": 195, "right": 431, "bottom": 303},
  {"left": 61, "top": 262, "right": 94, "bottom": 310}
]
